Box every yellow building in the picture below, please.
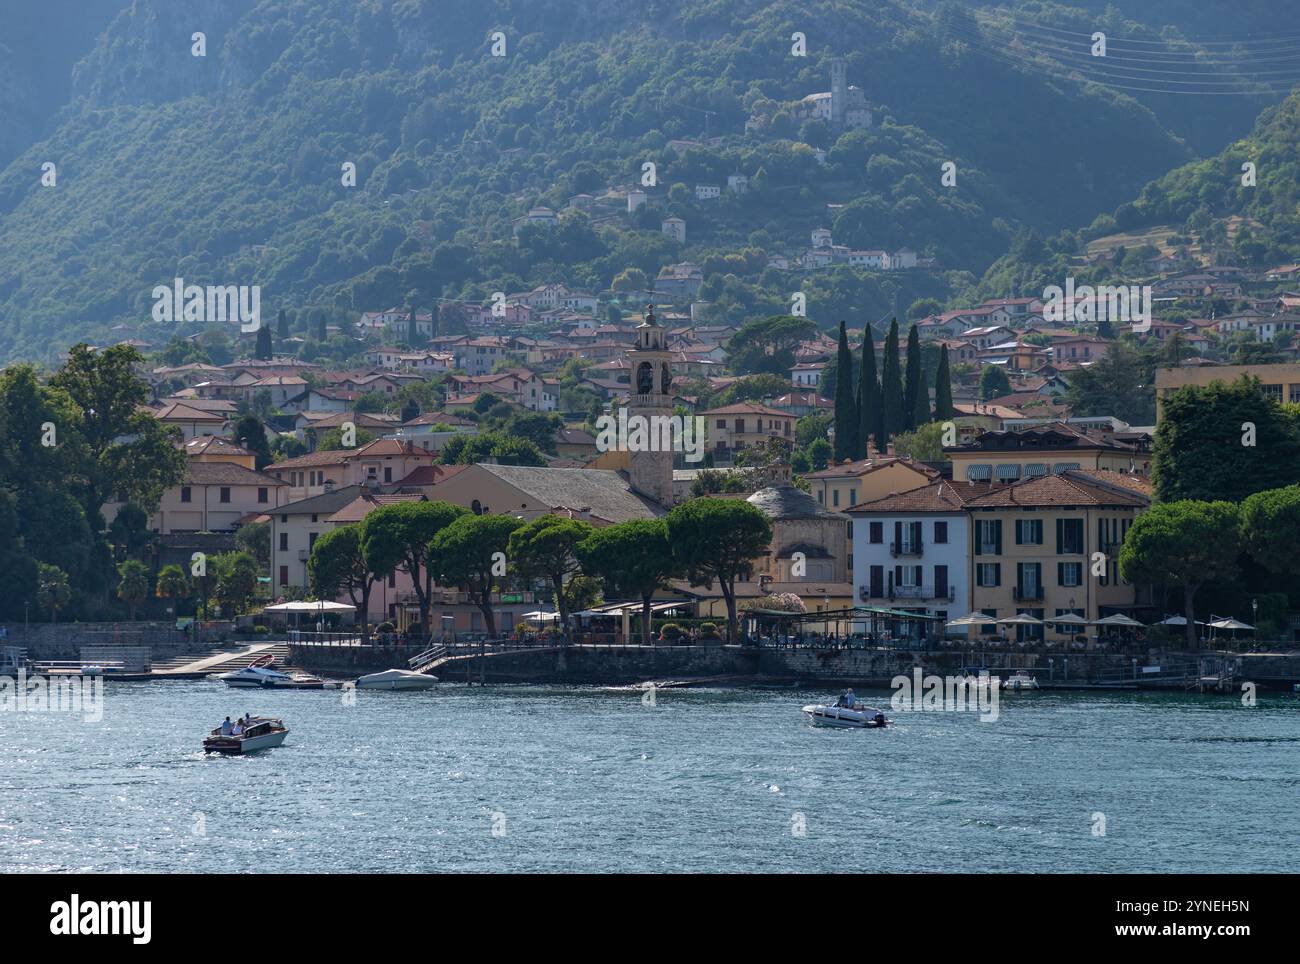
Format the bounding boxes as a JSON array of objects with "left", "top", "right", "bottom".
[
  {"left": 961, "top": 470, "right": 1152, "bottom": 639},
  {"left": 1155, "top": 362, "right": 1300, "bottom": 419},
  {"left": 945, "top": 423, "right": 1150, "bottom": 483},
  {"left": 700, "top": 402, "right": 795, "bottom": 461},
  {"left": 803, "top": 457, "right": 939, "bottom": 512}
]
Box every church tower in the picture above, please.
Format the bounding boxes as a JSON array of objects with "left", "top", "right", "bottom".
[
  {"left": 626, "top": 305, "right": 675, "bottom": 509},
  {"left": 829, "top": 57, "right": 847, "bottom": 130}
]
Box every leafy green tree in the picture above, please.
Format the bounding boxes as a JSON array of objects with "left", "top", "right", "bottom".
[
  {"left": 1153, "top": 376, "right": 1300, "bottom": 503},
  {"left": 433, "top": 513, "right": 524, "bottom": 638},
  {"left": 892, "top": 421, "right": 946, "bottom": 461},
  {"left": 116, "top": 558, "right": 150, "bottom": 620},
  {"left": 857, "top": 324, "right": 880, "bottom": 458},
  {"left": 508, "top": 516, "right": 594, "bottom": 631},
  {"left": 212, "top": 551, "right": 260, "bottom": 615},
  {"left": 979, "top": 364, "right": 1012, "bottom": 401},
  {"left": 880, "top": 318, "right": 904, "bottom": 438},
  {"left": 361, "top": 501, "right": 467, "bottom": 634},
  {"left": 309, "top": 524, "right": 377, "bottom": 636},
  {"left": 577, "top": 519, "right": 680, "bottom": 646},
  {"left": 1239, "top": 484, "right": 1300, "bottom": 577},
  {"left": 235, "top": 521, "right": 271, "bottom": 569},
  {"left": 807, "top": 437, "right": 832, "bottom": 470},
  {"left": 933, "top": 345, "right": 956, "bottom": 420},
  {"left": 156, "top": 563, "right": 189, "bottom": 612},
  {"left": 727, "top": 315, "right": 818, "bottom": 375},
  {"left": 666, "top": 498, "right": 773, "bottom": 644},
  {"left": 48, "top": 344, "right": 187, "bottom": 526},
  {"left": 832, "top": 321, "right": 856, "bottom": 461},
  {"left": 36, "top": 562, "right": 71, "bottom": 622},
  {"left": 233, "top": 414, "right": 273, "bottom": 469},
  {"left": 108, "top": 503, "right": 152, "bottom": 560},
  {"left": 1119, "top": 501, "right": 1240, "bottom": 649},
  {"left": 440, "top": 430, "right": 545, "bottom": 466}
]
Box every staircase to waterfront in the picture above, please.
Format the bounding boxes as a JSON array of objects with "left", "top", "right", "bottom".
[{"left": 153, "top": 642, "right": 290, "bottom": 675}]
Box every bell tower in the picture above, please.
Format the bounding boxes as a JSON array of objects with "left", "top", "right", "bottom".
[{"left": 626, "top": 304, "right": 675, "bottom": 509}]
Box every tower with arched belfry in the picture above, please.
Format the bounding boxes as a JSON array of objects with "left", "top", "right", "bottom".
[{"left": 626, "top": 304, "right": 675, "bottom": 508}]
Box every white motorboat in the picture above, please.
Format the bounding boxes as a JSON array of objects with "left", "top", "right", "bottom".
[
  {"left": 215, "top": 665, "right": 325, "bottom": 689},
  {"left": 203, "top": 716, "right": 289, "bottom": 754},
  {"left": 355, "top": 668, "right": 439, "bottom": 691},
  {"left": 802, "top": 703, "right": 889, "bottom": 729},
  {"left": 1003, "top": 671, "right": 1040, "bottom": 691}
]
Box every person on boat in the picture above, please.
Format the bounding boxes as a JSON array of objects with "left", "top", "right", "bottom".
[
  {"left": 834, "top": 690, "right": 849, "bottom": 708},
  {"left": 220, "top": 716, "right": 233, "bottom": 735},
  {"left": 232, "top": 720, "right": 243, "bottom": 736},
  {"left": 844, "top": 688, "right": 857, "bottom": 709},
  {"left": 243, "top": 712, "right": 253, "bottom": 727}
]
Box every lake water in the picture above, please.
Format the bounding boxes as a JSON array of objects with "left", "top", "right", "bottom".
[{"left": 1, "top": 680, "right": 1297, "bottom": 873}]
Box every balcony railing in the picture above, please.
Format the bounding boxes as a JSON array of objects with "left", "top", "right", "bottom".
[
  {"left": 889, "top": 540, "right": 924, "bottom": 557},
  {"left": 1013, "top": 586, "right": 1045, "bottom": 601},
  {"left": 860, "top": 584, "right": 955, "bottom": 602}
]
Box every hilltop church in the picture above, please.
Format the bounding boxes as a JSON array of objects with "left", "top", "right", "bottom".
[{"left": 796, "top": 58, "right": 873, "bottom": 132}]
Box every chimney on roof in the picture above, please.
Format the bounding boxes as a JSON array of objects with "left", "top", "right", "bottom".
[{"left": 323, "top": 479, "right": 335, "bottom": 493}]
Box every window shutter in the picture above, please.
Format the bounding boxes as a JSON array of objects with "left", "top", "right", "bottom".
[
  {"left": 1055, "top": 518, "right": 1063, "bottom": 554},
  {"left": 994, "top": 520, "right": 1002, "bottom": 555},
  {"left": 1057, "top": 562, "right": 1065, "bottom": 586},
  {"left": 935, "top": 565, "right": 948, "bottom": 596},
  {"left": 894, "top": 521, "right": 902, "bottom": 548},
  {"left": 974, "top": 521, "right": 982, "bottom": 556}
]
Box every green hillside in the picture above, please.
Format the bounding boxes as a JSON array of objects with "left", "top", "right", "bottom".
[{"left": 0, "top": 0, "right": 1283, "bottom": 360}]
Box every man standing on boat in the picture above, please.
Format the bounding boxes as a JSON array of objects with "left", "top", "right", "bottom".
[{"left": 220, "top": 716, "right": 233, "bottom": 735}]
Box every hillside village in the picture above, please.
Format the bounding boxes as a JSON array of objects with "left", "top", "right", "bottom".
[{"left": 40, "top": 225, "right": 1300, "bottom": 645}]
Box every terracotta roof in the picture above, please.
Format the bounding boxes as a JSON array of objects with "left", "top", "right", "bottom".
[
  {"left": 392, "top": 464, "right": 471, "bottom": 487},
  {"left": 963, "top": 474, "right": 1148, "bottom": 508},
  {"left": 802, "top": 456, "right": 938, "bottom": 480},
  {"left": 184, "top": 462, "right": 286, "bottom": 486},
  {"left": 700, "top": 401, "right": 792, "bottom": 417},
  {"left": 847, "top": 480, "right": 998, "bottom": 513},
  {"left": 327, "top": 492, "right": 426, "bottom": 524}
]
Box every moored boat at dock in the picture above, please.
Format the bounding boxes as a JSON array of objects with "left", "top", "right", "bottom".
[
  {"left": 355, "top": 668, "right": 439, "bottom": 690},
  {"left": 215, "top": 664, "right": 325, "bottom": 689}
]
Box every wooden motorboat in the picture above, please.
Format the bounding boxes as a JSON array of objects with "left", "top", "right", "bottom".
[{"left": 203, "top": 717, "right": 289, "bottom": 754}]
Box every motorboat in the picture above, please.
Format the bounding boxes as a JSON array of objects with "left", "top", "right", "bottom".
[
  {"left": 354, "top": 668, "right": 439, "bottom": 690},
  {"left": 1003, "top": 671, "right": 1040, "bottom": 691},
  {"left": 215, "top": 665, "right": 325, "bottom": 689},
  {"left": 203, "top": 717, "right": 289, "bottom": 754},
  {"left": 802, "top": 703, "right": 889, "bottom": 729}
]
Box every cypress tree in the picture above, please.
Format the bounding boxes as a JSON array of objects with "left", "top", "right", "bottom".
[
  {"left": 408, "top": 306, "right": 419, "bottom": 346},
  {"left": 254, "top": 322, "right": 272, "bottom": 361},
  {"left": 276, "top": 307, "right": 288, "bottom": 339},
  {"left": 832, "top": 320, "right": 857, "bottom": 461},
  {"left": 857, "top": 324, "right": 880, "bottom": 459},
  {"left": 880, "top": 318, "right": 904, "bottom": 439},
  {"left": 933, "top": 345, "right": 956, "bottom": 420},
  {"left": 315, "top": 310, "right": 327, "bottom": 341},
  {"left": 903, "top": 323, "right": 922, "bottom": 430},
  {"left": 911, "top": 362, "right": 930, "bottom": 427}
]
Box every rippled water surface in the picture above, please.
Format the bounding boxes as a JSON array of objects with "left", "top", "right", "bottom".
[{"left": 1, "top": 681, "right": 1297, "bottom": 872}]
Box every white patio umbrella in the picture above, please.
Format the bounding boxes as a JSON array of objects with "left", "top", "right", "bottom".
[
  {"left": 1092, "top": 613, "right": 1145, "bottom": 628},
  {"left": 1046, "top": 613, "right": 1088, "bottom": 626},
  {"left": 997, "top": 613, "right": 1043, "bottom": 625},
  {"left": 521, "top": 610, "right": 559, "bottom": 622},
  {"left": 945, "top": 613, "right": 988, "bottom": 627},
  {"left": 1208, "top": 617, "right": 1253, "bottom": 631},
  {"left": 265, "top": 600, "right": 355, "bottom": 612}
]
